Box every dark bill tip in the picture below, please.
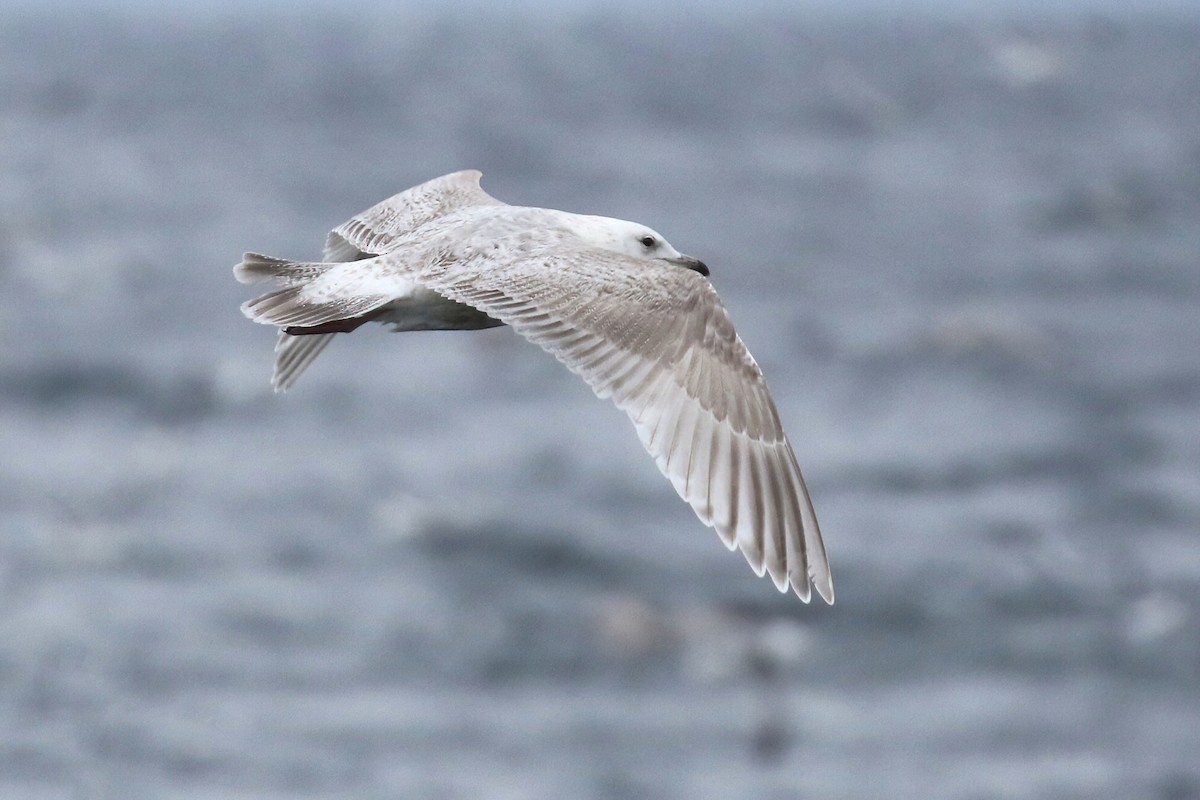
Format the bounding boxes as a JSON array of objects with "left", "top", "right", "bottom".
[{"left": 668, "top": 255, "right": 709, "bottom": 277}]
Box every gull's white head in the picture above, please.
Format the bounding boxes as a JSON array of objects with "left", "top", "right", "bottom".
[{"left": 567, "top": 214, "right": 710, "bottom": 276}]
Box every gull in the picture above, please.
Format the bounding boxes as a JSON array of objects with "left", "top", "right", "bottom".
[{"left": 234, "top": 170, "right": 832, "bottom": 603}]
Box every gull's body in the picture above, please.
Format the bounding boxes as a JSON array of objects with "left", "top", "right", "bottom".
[{"left": 235, "top": 170, "right": 832, "bottom": 603}]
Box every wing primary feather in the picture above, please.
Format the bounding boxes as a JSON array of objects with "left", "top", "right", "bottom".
[
  {"left": 734, "top": 438, "right": 765, "bottom": 574},
  {"left": 663, "top": 396, "right": 700, "bottom": 474},
  {"left": 682, "top": 405, "right": 710, "bottom": 501},
  {"left": 704, "top": 422, "right": 732, "bottom": 540},
  {"left": 718, "top": 423, "right": 741, "bottom": 540},
  {"left": 625, "top": 369, "right": 676, "bottom": 427},
  {"left": 770, "top": 443, "right": 810, "bottom": 602},
  {"left": 788, "top": 444, "right": 833, "bottom": 603},
  {"left": 648, "top": 391, "right": 684, "bottom": 457},
  {"left": 760, "top": 445, "right": 791, "bottom": 593}
]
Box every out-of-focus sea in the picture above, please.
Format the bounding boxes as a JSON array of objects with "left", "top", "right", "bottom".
[{"left": 2, "top": 3, "right": 1198, "bottom": 798}]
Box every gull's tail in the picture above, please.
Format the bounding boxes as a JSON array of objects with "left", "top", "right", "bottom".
[{"left": 234, "top": 252, "right": 392, "bottom": 391}]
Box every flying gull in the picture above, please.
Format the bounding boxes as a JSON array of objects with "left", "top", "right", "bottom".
[{"left": 234, "top": 170, "right": 833, "bottom": 603}]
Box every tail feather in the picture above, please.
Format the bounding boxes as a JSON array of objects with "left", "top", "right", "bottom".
[
  {"left": 235, "top": 251, "right": 393, "bottom": 391},
  {"left": 233, "top": 252, "right": 333, "bottom": 286},
  {"left": 241, "top": 286, "right": 388, "bottom": 328},
  {"left": 273, "top": 331, "right": 337, "bottom": 392}
]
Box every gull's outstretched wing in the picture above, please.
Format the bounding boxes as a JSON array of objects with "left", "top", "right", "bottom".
[
  {"left": 418, "top": 248, "right": 832, "bottom": 603},
  {"left": 325, "top": 169, "right": 504, "bottom": 259}
]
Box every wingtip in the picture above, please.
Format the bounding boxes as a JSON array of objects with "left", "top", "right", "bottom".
[
  {"left": 814, "top": 574, "right": 835, "bottom": 605},
  {"left": 738, "top": 541, "right": 767, "bottom": 578},
  {"left": 768, "top": 567, "right": 791, "bottom": 594},
  {"left": 788, "top": 565, "right": 833, "bottom": 605},
  {"left": 789, "top": 573, "right": 812, "bottom": 603}
]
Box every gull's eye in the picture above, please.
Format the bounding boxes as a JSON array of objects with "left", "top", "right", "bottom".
[{"left": 639, "top": 235, "right": 656, "bottom": 248}]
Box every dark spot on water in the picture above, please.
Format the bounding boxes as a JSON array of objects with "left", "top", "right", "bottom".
[
  {"left": 2, "top": 362, "right": 219, "bottom": 425},
  {"left": 749, "top": 719, "right": 792, "bottom": 764},
  {"left": 1159, "top": 771, "right": 1200, "bottom": 800}
]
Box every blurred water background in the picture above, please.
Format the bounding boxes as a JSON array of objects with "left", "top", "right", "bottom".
[{"left": 2, "top": 1, "right": 1199, "bottom": 798}]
